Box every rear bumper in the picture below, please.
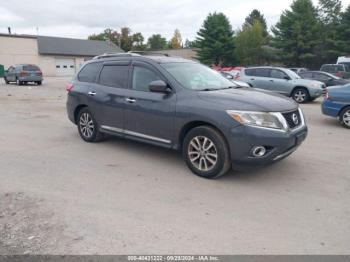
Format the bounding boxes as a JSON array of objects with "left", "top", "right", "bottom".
[
  {"left": 18, "top": 76, "right": 43, "bottom": 82},
  {"left": 227, "top": 124, "right": 308, "bottom": 167},
  {"left": 322, "top": 99, "right": 341, "bottom": 117}
]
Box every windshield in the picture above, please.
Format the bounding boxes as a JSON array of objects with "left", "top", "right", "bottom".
[
  {"left": 284, "top": 68, "right": 301, "bottom": 79},
  {"left": 162, "top": 62, "right": 237, "bottom": 91}
]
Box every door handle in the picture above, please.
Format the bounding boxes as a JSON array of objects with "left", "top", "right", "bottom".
[
  {"left": 269, "top": 80, "right": 274, "bottom": 82},
  {"left": 126, "top": 98, "right": 136, "bottom": 103},
  {"left": 88, "top": 91, "right": 96, "bottom": 96},
  {"left": 250, "top": 78, "right": 255, "bottom": 81}
]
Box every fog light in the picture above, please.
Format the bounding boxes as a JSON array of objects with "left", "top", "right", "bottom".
[{"left": 252, "top": 146, "right": 267, "bottom": 157}]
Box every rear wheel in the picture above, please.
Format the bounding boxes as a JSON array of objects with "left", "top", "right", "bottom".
[
  {"left": 339, "top": 106, "right": 350, "bottom": 129},
  {"left": 183, "top": 126, "right": 231, "bottom": 179},
  {"left": 77, "top": 108, "right": 104, "bottom": 142},
  {"left": 292, "top": 88, "right": 310, "bottom": 103},
  {"left": 37, "top": 81, "right": 42, "bottom": 85}
]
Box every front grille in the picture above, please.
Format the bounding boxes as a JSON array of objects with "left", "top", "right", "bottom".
[{"left": 282, "top": 110, "right": 302, "bottom": 129}]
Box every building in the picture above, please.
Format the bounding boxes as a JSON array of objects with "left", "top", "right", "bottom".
[{"left": 0, "top": 33, "right": 123, "bottom": 76}]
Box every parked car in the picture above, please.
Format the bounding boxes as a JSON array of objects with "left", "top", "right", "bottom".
[
  {"left": 220, "top": 71, "right": 250, "bottom": 87},
  {"left": 289, "top": 67, "right": 308, "bottom": 74},
  {"left": 4, "top": 64, "right": 43, "bottom": 85},
  {"left": 299, "top": 71, "right": 349, "bottom": 87},
  {"left": 66, "top": 54, "right": 307, "bottom": 179},
  {"left": 239, "top": 66, "right": 324, "bottom": 103},
  {"left": 337, "top": 56, "right": 350, "bottom": 68},
  {"left": 322, "top": 84, "right": 350, "bottom": 128},
  {"left": 320, "top": 64, "right": 350, "bottom": 79}
]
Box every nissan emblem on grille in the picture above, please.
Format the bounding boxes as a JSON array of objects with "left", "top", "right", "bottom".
[{"left": 292, "top": 113, "right": 299, "bottom": 125}]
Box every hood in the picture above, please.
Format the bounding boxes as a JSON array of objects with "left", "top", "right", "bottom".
[{"left": 198, "top": 88, "right": 298, "bottom": 112}]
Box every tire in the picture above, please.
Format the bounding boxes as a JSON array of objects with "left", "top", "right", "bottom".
[
  {"left": 37, "top": 81, "right": 42, "bottom": 85},
  {"left": 182, "top": 126, "right": 231, "bottom": 179},
  {"left": 292, "top": 88, "right": 310, "bottom": 103},
  {"left": 339, "top": 106, "right": 350, "bottom": 129},
  {"left": 4, "top": 77, "right": 9, "bottom": 84},
  {"left": 77, "top": 108, "right": 104, "bottom": 142},
  {"left": 16, "top": 78, "right": 22, "bottom": 86}
]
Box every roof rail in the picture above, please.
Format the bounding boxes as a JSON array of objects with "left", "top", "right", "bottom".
[
  {"left": 128, "top": 51, "right": 170, "bottom": 57},
  {"left": 93, "top": 52, "right": 141, "bottom": 59}
]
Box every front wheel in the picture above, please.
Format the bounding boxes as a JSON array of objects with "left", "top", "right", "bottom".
[
  {"left": 77, "top": 108, "right": 104, "bottom": 142},
  {"left": 16, "top": 78, "right": 23, "bottom": 86},
  {"left": 4, "top": 77, "right": 9, "bottom": 84},
  {"left": 292, "top": 88, "right": 310, "bottom": 103},
  {"left": 339, "top": 106, "right": 350, "bottom": 129},
  {"left": 183, "top": 126, "right": 231, "bottom": 179}
]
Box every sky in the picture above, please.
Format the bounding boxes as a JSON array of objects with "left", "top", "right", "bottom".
[{"left": 1, "top": 0, "right": 350, "bottom": 41}]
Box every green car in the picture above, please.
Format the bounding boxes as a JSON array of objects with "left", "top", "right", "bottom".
[{"left": 4, "top": 64, "right": 43, "bottom": 85}]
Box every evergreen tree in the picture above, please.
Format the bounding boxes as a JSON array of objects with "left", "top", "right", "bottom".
[
  {"left": 338, "top": 5, "right": 350, "bottom": 54},
  {"left": 235, "top": 21, "right": 266, "bottom": 65},
  {"left": 244, "top": 9, "right": 269, "bottom": 37},
  {"left": 317, "top": 0, "right": 343, "bottom": 63},
  {"left": 195, "top": 12, "right": 236, "bottom": 66},
  {"left": 272, "top": 0, "right": 320, "bottom": 67}
]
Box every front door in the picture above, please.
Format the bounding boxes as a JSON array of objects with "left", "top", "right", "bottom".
[
  {"left": 124, "top": 62, "right": 176, "bottom": 147},
  {"left": 268, "top": 69, "right": 293, "bottom": 95}
]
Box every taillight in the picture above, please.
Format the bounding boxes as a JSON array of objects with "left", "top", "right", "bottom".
[
  {"left": 66, "top": 83, "right": 74, "bottom": 92},
  {"left": 20, "top": 71, "right": 29, "bottom": 77},
  {"left": 36, "top": 70, "right": 42, "bottom": 76}
]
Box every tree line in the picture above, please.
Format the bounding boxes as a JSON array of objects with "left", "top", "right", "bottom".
[{"left": 88, "top": 0, "right": 350, "bottom": 69}]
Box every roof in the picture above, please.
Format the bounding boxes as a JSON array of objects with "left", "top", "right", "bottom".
[
  {"left": 0, "top": 33, "right": 37, "bottom": 39},
  {"left": 37, "top": 36, "right": 124, "bottom": 56}
]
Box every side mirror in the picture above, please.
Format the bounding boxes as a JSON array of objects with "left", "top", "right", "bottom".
[
  {"left": 225, "top": 74, "right": 233, "bottom": 79},
  {"left": 284, "top": 76, "right": 291, "bottom": 80},
  {"left": 149, "top": 80, "right": 171, "bottom": 93}
]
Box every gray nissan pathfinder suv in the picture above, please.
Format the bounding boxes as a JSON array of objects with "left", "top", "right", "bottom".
[{"left": 66, "top": 54, "right": 307, "bottom": 179}]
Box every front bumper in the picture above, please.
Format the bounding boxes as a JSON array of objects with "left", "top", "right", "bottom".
[
  {"left": 308, "top": 88, "right": 323, "bottom": 98},
  {"left": 227, "top": 124, "right": 308, "bottom": 167}
]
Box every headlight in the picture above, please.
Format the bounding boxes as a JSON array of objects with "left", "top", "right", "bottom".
[
  {"left": 226, "top": 110, "right": 286, "bottom": 130},
  {"left": 311, "top": 82, "right": 322, "bottom": 88}
]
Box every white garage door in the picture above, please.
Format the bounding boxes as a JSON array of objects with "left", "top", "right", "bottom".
[{"left": 55, "top": 58, "right": 75, "bottom": 76}]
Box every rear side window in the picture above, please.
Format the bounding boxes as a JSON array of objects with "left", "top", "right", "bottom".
[
  {"left": 245, "top": 68, "right": 256, "bottom": 76},
  {"left": 23, "top": 65, "right": 40, "bottom": 71},
  {"left": 78, "top": 62, "right": 102, "bottom": 83},
  {"left": 255, "top": 68, "right": 270, "bottom": 77},
  {"left": 132, "top": 66, "right": 161, "bottom": 92},
  {"left": 99, "top": 65, "right": 129, "bottom": 88}
]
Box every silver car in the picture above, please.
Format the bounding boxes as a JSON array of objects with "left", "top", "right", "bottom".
[{"left": 239, "top": 67, "right": 324, "bottom": 103}]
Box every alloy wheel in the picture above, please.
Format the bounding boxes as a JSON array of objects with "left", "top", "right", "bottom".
[
  {"left": 294, "top": 90, "right": 306, "bottom": 103},
  {"left": 188, "top": 136, "right": 218, "bottom": 172},
  {"left": 79, "top": 112, "right": 94, "bottom": 138},
  {"left": 343, "top": 110, "right": 350, "bottom": 127}
]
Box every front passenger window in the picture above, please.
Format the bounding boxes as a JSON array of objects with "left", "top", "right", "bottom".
[{"left": 132, "top": 66, "right": 161, "bottom": 92}]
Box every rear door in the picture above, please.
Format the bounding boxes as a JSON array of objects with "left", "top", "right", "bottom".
[
  {"left": 94, "top": 61, "right": 131, "bottom": 133},
  {"left": 123, "top": 62, "right": 176, "bottom": 147},
  {"left": 253, "top": 68, "right": 272, "bottom": 90}
]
